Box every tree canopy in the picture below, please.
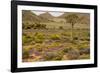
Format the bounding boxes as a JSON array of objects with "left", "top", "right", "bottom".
[{"left": 65, "top": 14, "right": 79, "bottom": 27}]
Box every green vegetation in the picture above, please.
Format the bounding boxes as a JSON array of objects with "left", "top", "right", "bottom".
[
  {"left": 50, "top": 34, "right": 61, "bottom": 40},
  {"left": 22, "top": 10, "right": 90, "bottom": 62},
  {"left": 65, "top": 14, "right": 79, "bottom": 41}
]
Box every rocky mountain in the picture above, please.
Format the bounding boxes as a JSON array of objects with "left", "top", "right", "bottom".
[
  {"left": 22, "top": 10, "right": 90, "bottom": 25},
  {"left": 22, "top": 10, "right": 41, "bottom": 23},
  {"left": 78, "top": 13, "right": 90, "bottom": 24},
  {"left": 39, "top": 12, "right": 54, "bottom": 19},
  {"left": 59, "top": 12, "right": 90, "bottom": 24},
  {"left": 22, "top": 10, "right": 50, "bottom": 23}
]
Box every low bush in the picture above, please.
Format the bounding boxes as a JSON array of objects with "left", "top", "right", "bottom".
[
  {"left": 59, "top": 26, "right": 63, "bottom": 30},
  {"left": 43, "top": 52, "right": 55, "bottom": 60},
  {"left": 79, "top": 48, "right": 90, "bottom": 55},
  {"left": 42, "top": 50, "right": 64, "bottom": 61},
  {"left": 61, "top": 32, "right": 70, "bottom": 37},
  {"left": 73, "top": 37, "right": 78, "bottom": 40},
  {"left": 34, "top": 32, "right": 45, "bottom": 43},
  {"left": 33, "top": 44, "right": 43, "bottom": 52},
  {"left": 65, "top": 48, "right": 80, "bottom": 60},
  {"left": 62, "top": 48, "right": 69, "bottom": 53},
  {"left": 79, "top": 54, "right": 90, "bottom": 59},
  {"left": 22, "top": 51, "right": 29, "bottom": 59},
  {"left": 22, "top": 35, "right": 33, "bottom": 44},
  {"left": 50, "top": 34, "right": 61, "bottom": 40}
]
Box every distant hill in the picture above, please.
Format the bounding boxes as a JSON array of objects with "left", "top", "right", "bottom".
[
  {"left": 39, "top": 12, "right": 54, "bottom": 19},
  {"left": 22, "top": 10, "right": 41, "bottom": 23},
  {"left": 22, "top": 10, "right": 90, "bottom": 29},
  {"left": 22, "top": 10, "right": 50, "bottom": 23},
  {"left": 58, "top": 12, "right": 71, "bottom": 18},
  {"left": 78, "top": 13, "right": 90, "bottom": 24},
  {"left": 59, "top": 12, "right": 90, "bottom": 24}
]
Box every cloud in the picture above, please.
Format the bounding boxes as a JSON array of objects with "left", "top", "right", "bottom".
[
  {"left": 31, "top": 11, "right": 45, "bottom": 15},
  {"left": 49, "top": 12, "right": 64, "bottom": 17},
  {"left": 32, "top": 11, "right": 64, "bottom": 17}
]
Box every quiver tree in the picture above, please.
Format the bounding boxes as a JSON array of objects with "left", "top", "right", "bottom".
[{"left": 65, "top": 14, "right": 79, "bottom": 41}]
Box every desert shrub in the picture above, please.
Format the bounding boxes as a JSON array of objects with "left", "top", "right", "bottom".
[
  {"left": 34, "top": 23, "right": 46, "bottom": 29},
  {"left": 85, "top": 37, "right": 90, "bottom": 41},
  {"left": 34, "top": 32, "right": 45, "bottom": 43},
  {"left": 30, "top": 41, "right": 36, "bottom": 45},
  {"left": 43, "top": 52, "right": 55, "bottom": 60},
  {"left": 22, "top": 35, "right": 33, "bottom": 44},
  {"left": 43, "top": 51, "right": 64, "bottom": 61},
  {"left": 26, "top": 25, "right": 31, "bottom": 29},
  {"left": 80, "top": 37, "right": 90, "bottom": 41},
  {"left": 22, "top": 36, "right": 27, "bottom": 44},
  {"left": 22, "top": 51, "right": 29, "bottom": 59},
  {"left": 73, "top": 36, "right": 78, "bottom": 40},
  {"left": 67, "top": 43, "right": 78, "bottom": 49},
  {"left": 62, "top": 47, "right": 80, "bottom": 60},
  {"left": 34, "top": 32, "right": 45, "bottom": 39},
  {"left": 33, "top": 44, "right": 46, "bottom": 52},
  {"left": 66, "top": 48, "right": 80, "bottom": 60},
  {"left": 22, "top": 47, "right": 31, "bottom": 59},
  {"left": 22, "top": 36, "right": 31, "bottom": 44},
  {"left": 50, "top": 34, "right": 61, "bottom": 40},
  {"left": 54, "top": 51, "right": 64, "bottom": 60},
  {"left": 24, "top": 45, "right": 34, "bottom": 50},
  {"left": 23, "top": 23, "right": 34, "bottom": 29},
  {"left": 41, "top": 24, "right": 46, "bottom": 29},
  {"left": 35, "top": 23, "right": 41, "bottom": 29},
  {"left": 59, "top": 26, "right": 63, "bottom": 30},
  {"left": 53, "top": 57, "right": 61, "bottom": 60},
  {"left": 35, "top": 46, "right": 42, "bottom": 52},
  {"left": 22, "top": 23, "right": 25, "bottom": 29},
  {"left": 61, "top": 32, "right": 70, "bottom": 37},
  {"left": 22, "top": 32, "right": 27, "bottom": 36},
  {"left": 79, "top": 48, "right": 90, "bottom": 55},
  {"left": 34, "top": 38, "right": 43, "bottom": 43},
  {"left": 78, "top": 42, "right": 89, "bottom": 50},
  {"left": 46, "top": 42, "right": 62, "bottom": 49},
  {"left": 84, "top": 32, "right": 90, "bottom": 37},
  {"left": 22, "top": 45, "right": 35, "bottom": 59},
  {"left": 79, "top": 54, "right": 90, "bottom": 59},
  {"left": 62, "top": 48, "right": 69, "bottom": 53},
  {"left": 62, "top": 33, "right": 67, "bottom": 36}
]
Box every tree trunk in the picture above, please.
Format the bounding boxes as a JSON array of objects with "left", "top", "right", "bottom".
[{"left": 71, "top": 23, "right": 74, "bottom": 42}]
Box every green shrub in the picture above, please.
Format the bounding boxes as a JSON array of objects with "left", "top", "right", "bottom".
[
  {"left": 78, "top": 43, "right": 89, "bottom": 50},
  {"left": 22, "top": 35, "right": 34, "bottom": 44},
  {"left": 61, "top": 32, "right": 70, "bottom": 37},
  {"left": 22, "top": 36, "right": 32, "bottom": 44},
  {"left": 34, "top": 38, "right": 44, "bottom": 43},
  {"left": 22, "top": 49, "right": 29, "bottom": 59},
  {"left": 34, "top": 32, "right": 45, "bottom": 43},
  {"left": 22, "top": 36, "right": 27, "bottom": 44},
  {"left": 50, "top": 34, "right": 61, "bottom": 40},
  {"left": 62, "top": 48, "right": 69, "bottom": 53}
]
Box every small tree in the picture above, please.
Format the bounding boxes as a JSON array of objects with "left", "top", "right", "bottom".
[{"left": 65, "top": 14, "right": 79, "bottom": 41}]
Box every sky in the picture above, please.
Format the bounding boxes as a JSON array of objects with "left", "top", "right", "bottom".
[{"left": 31, "top": 11, "right": 64, "bottom": 17}]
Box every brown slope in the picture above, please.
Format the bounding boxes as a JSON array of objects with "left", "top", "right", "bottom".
[
  {"left": 59, "top": 12, "right": 90, "bottom": 24},
  {"left": 22, "top": 10, "right": 41, "bottom": 23},
  {"left": 22, "top": 10, "right": 50, "bottom": 23},
  {"left": 39, "top": 12, "right": 54, "bottom": 19}
]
